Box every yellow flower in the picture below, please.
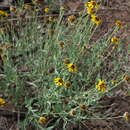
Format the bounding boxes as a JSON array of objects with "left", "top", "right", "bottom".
[
  {"left": 44, "top": 8, "right": 49, "bottom": 13},
  {"left": 115, "top": 20, "right": 122, "bottom": 28},
  {"left": 0, "top": 98, "right": 6, "bottom": 107},
  {"left": 85, "top": 1, "right": 99, "bottom": 9},
  {"left": 67, "top": 63, "right": 77, "bottom": 72},
  {"left": 38, "top": 116, "right": 47, "bottom": 125},
  {"left": 91, "top": 15, "right": 102, "bottom": 25},
  {"left": 87, "top": 7, "right": 95, "bottom": 15},
  {"left": 0, "top": 10, "right": 8, "bottom": 17},
  {"left": 64, "top": 81, "right": 71, "bottom": 88},
  {"left": 67, "top": 15, "right": 76, "bottom": 24},
  {"left": 96, "top": 80, "right": 107, "bottom": 92},
  {"left": 123, "top": 112, "right": 130, "bottom": 121},
  {"left": 54, "top": 78, "right": 64, "bottom": 86},
  {"left": 111, "top": 36, "right": 119, "bottom": 44}
]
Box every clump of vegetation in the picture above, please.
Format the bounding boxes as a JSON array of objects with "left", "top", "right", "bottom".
[{"left": 0, "top": 0, "right": 129, "bottom": 129}]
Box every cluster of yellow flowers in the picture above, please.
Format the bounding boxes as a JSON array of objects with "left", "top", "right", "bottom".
[
  {"left": 85, "top": 1, "right": 101, "bottom": 25},
  {"left": 53, "top": 58, "right": 77, "bottom": 87},
  {"left": 110, "top": 20, "right": 122, "bottom": 45},
  {"left": 54, "top": 77, "right": 71, "bottom": 88},
  {"left": 96, "top": 80, "right": 107, "bottom": 92},
  {"left": 85, "top": 1, "right": 99, "bottom": 15}
]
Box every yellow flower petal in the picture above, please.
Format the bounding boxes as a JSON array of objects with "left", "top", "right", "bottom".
[
  {"left": 91, "top": 15, "right": 102, "bottom": 25},
  {"left": 54, "top": 77, "right": 64, "bottom": 86},
  {"left": 96, "top": 80, "right": 107, "bottom": 92},
  {"left": 111, "top": 36, "right": 119, "bottom": 44},
  {"left": 0, "top": 98, "right": 6, "bottom": 107},
  {"left": 44, "top": 8, "right": 49, "bottom": 13},
  {"left": 67, "top": 63, "right": 77, "bottom": 72}
]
